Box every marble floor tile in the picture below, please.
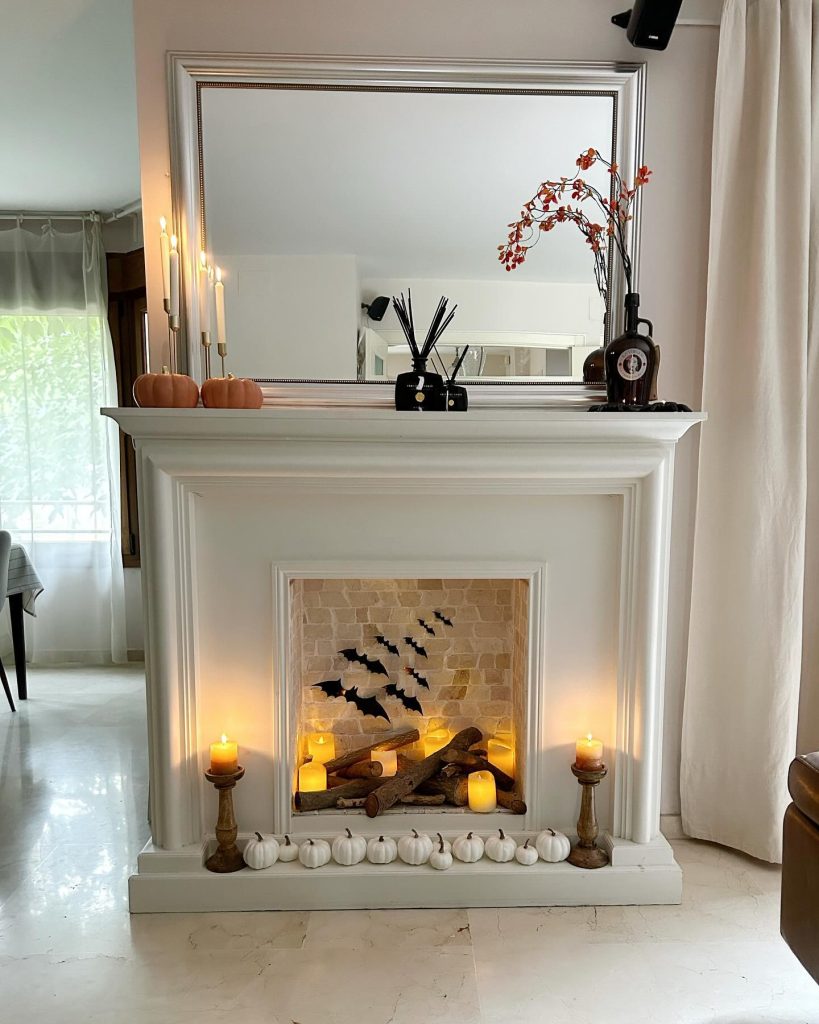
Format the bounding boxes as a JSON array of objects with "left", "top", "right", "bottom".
[{"left": 1, "top": 667, "right": 818, "bottom": 1024}]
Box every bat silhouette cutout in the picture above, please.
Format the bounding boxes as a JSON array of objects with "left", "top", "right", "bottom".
[
  {"left": 405, "top": 666, "right": 430, "bottom": 690},
  {"left": 312, "top": 679, "right": 390, "bottom": 722},
  {"left": 417, "top": 618, "right": 436, "bottom": 637},
  {"left": 384, "top": 682, "right": 424, "bottom": 715},
  {"left": 434, "top": 610, "right": 454, "bottom": 627},
  {"left": 403, "top": 636, "right": 428, "bottom": 658},
  {"left": 374, "top": 635, "right": 400, "bottom": 657},
  {"left": 338, "top": 648, "right": 390, "bottom": 677}
]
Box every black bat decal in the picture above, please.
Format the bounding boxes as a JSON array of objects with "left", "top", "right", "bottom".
[
  {"left": 434, "top": 610, "right": 453, "bottom": 627},
  {"left": 374, "top": 635, "right": 400, "bottom": 657},
  {"left": 384, "top": 682, "right": 424, "bottom": 715},
  {"left": 312, "top": 680, "right": 390, "bottom": 721},
  {"left": 405, "top": 666, "right": 430, "bottom": 689},
  {"left": 417, "top": 618, "right": 436, "bottom": 637},
  {"left": 338, "top": 648, "right": 390, "bottom": 677},
  {"left": 403, "top": 637, "right": 428, "bottom": 658}
]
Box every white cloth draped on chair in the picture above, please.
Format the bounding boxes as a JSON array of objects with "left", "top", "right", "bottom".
[
  {"left": 681, "top": 0, "right": 819, "bottom": 863},
  {"left": 0, "top": 217, "right": 126, "bottom": 664}
]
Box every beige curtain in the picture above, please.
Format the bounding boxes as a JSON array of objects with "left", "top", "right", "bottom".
[{"left": 681, "top": 0, "right": 818, "bottom": 863}]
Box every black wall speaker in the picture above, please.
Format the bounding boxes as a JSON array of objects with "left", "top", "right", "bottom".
[
  {"left": 612, "top": 0, "right": 684, "bottom": 51},
  {"left": 361, "top": 296, "right": 390, "bottom": 322}
]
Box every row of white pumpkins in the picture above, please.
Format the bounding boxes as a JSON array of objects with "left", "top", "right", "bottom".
[{"left": 243, "top": 827, "right": 571, "bottom": 871}]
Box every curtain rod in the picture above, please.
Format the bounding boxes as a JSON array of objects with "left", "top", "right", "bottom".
[{"left": 0, "top": 200, "right": 142, "bottom": 225}]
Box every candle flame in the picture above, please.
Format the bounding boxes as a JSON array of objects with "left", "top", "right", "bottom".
[
  {"left": 216, "top": 266, "right": 223, "bottom": 283},
  {"left": 159, "top": 216, "right": 166, "bottom": 231},
  {"left": 220, "top": 733, "right": 227, "bottom": 744},
  {"left": 586, "top": 733, "right": 593, "bottom": 743},
  {"left": 199, "top": 250, "right": 208, "bottom": 268},
  {"left": 170, "top": 234, "right": 178, "bottom": 250}
]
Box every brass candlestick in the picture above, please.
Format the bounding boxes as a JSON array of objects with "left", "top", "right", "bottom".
[
  {"left": 168, "top": 317, "right": 181, "bottom": 374},
  {"left": 204, "top": 765, "right": 246, "bottom": 872},
  {"left": 217, "top": 340, "right": 227, "bottom": 377},
  {"left": 201, "top": 330, "right": 212, "bottom": 379},
  {"left": 567, "top": 762, "right": 609, "bottom": 869}
]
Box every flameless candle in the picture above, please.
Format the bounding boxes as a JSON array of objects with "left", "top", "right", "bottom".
[
  {"left": 198, "top": 251, "right": 212, "bottom": 333},
  {"left": 307, "top": 732, "right": 336, "bottom": 764},
  {"left": 467, "top": 770, "right": 497, "bottom": 813},
  {"left": 487, "top": 737, "right": 515, "bottom": 778},
  {"left": 423, "top": 727, "right": 450, "bottom": 759},
  {"left": 214, "top": 266, "right": 226, "bottom": 345},
  {"left": 159, "top": 217, "right": 171, "bottom": 306},
  {"left": 209, "top": 734, "right": 238, "bottom": 775},
  {"left": 298, "top": 760, "right": 327, "bottom": 792},
  {"left": 575, "top": 734, "right": 604, "bottom": 770},
  {"left": 371, "top": 749, "right": 398, "bottom": 776},
  {"left": 169, "top": 235, "right": 180, "bottom": 318}
]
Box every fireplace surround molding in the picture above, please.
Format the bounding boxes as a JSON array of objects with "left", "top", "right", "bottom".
[{"left": 104, "top": 406, "right": 703, "bottom": 912}]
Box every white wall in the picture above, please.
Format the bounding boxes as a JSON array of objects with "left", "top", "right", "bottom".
[{"left": 131, "top": 0, "right": 719, "bottom": 814}]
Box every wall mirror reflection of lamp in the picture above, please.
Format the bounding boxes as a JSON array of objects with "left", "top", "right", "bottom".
[{"left": 178, "top": 57, "right": 645, "bottom": 387}]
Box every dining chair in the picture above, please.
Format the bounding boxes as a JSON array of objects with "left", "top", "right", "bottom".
[{"left": 0, "top": 531, "right": 16, "bottom": 711}]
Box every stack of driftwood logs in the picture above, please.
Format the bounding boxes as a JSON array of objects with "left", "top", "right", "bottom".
[{"left": 294, "top": 727, "right": 526, "bottom": 817}]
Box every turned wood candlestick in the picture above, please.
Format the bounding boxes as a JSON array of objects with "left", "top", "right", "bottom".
[
  {"left": 567, "top": 761, "right": 609, "bottom": 869},
  {"left": 204, "top": 765, "right": 245, "bottom": 873}
]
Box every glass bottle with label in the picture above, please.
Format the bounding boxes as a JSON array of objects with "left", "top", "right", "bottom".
[{"left": 604, "top": 292, "right": 657, "bottom": 406}]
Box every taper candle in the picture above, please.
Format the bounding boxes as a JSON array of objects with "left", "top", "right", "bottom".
[
  {"left": 467, "top": 770, "right": 497, "bottom": 812},
  {"left": 214, "top": 266, "right": 226, "bottom": 346},
  {"left": 209, "top": 734, "right": 238, "bottom": 775},
  {"left": 169, "top": 235, "right": 180, "bottom": 318},
  {"left": 199, "top": 251, "right": 211, "bottom": 334},
  {"left": 298, "top": 760, "right": 327, "bottom": 792},
  {"left": 575, "top": 734, "right": 604, "bottom": 770},
  {"left": 159, "top": 217, "right": 171, "bottom": 307},
  {"left": 307, "top": 732, "right": 336, "bottom": 764}
]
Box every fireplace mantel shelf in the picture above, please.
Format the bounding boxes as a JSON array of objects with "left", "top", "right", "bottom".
[{"left": 104, "top": 407, "right": 704, "bottom": 446}]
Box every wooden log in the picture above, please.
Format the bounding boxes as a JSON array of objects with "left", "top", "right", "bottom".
[
  {"left": 419, "top": 775, "right": 528, "bottom": 814},
  {"left": 398, "top": 793, "right": 446, "bottom": 806},
  {"left": 322, "top": 729, "right": 420, "bottom": 774},
  {"left": 295, "top": 777, "right": 382, "bottom": 812},
  {"left": 364, "top": 727, "right": 482, "bottom": 817},
  {"left": 336, "top": 797, "right": 368, "bottom": 808},
  {"left": 497, "top": 790, "right": 527, "bottom": 814},
  {"left": 440, "top": 748, "right": 515, "bottom": 791},
  {"left": 336, "top": 760, "right": 383, "bottom": 780}
]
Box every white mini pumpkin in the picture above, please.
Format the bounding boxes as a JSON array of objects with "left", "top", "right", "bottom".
[
  {"left": 536, "top": 827, "right": 571, "bottom": 863},
  {"left": 397, "top": 829, "right": 433, "bottom": 865},
  {"left": 485, "top": 828, "right": 516, "bottom": 864},
  {"left": 243, "top": 831, "right": 279, "bottom": 870},
  {"left": 332, "top": 827, "right": 367, "bottom": 866},
  {"left": 452, "top": 831, "right": 484, "bottom": 863},
  {"left": 515, "top": 837, "right": 538, "bottom": 866},
  {"left": 299, "top": 837, "right": 331, "bottom": 869},
  {"left": 434, "top": 832, "right": 452, "bottom": 855},
  {"left": 278, "top": 834, "right": 299, "bottom": 862},
  {"left": 429, "top": 833, "right": 453, "bottom": 871},
  {"left": 367, "top": 835, "right": 398, "bottom": 864}
]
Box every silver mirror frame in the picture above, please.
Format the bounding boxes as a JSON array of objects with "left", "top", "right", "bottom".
[{"left": 168, "top": 53, "right": 646, "bottom": 405}]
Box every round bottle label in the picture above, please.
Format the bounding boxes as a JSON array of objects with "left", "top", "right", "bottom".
[{"left": 616, "top": 348, "right": 648, "bottom": 382}]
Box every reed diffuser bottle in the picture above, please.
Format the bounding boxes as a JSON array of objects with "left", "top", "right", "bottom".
[
  {"left": 604, "top": 292, "right": 657, "bottom": 406},
  {"left": 392, "top": 292, "right": 457, "bottom": 412}
]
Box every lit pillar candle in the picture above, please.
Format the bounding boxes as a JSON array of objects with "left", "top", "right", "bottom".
[
  {"left": 371, "top": 750, "right": 398, "bottom": 776},
  {"left": 169, "top": 235, "right": 180, "bottom": 318},
  {"left": 307, "top": 732, "right": 336, "bottom": 764},
  {"left": 575, "top": 734, "right": 604, "bottom": 770},
  {"left": 209, "top": 734, "right": 238, "bottom": 775},
  {"left": 298, "top": 760, "right": 327, "bottom": 792},
  {"left": 467, "top": 770, "right": 497, "bottom": 812},
  {"left": 423, "top": 728, "right": 450, "bottom": 759},
  {"left": 159, "top": 217, "right": 171, "bottom": 308},
  {"left": 214, "top": 266, "right": 226, "bottom": 346},
  {"left": 487, "top": 738, "right": 515, "bottom": 778},
  {"left": 199, "top": 251, "right": 211, "bottom": 334}
]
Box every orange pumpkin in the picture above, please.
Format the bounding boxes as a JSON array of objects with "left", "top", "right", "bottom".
[
  {"left": 201, "top": 374, "right": 263, "bottom": 409},
  {"left": 133, "top": 367, "right": 199, "bottom": 408}
]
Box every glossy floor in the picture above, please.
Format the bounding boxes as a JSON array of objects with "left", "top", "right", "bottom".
[{"left": 0, "top": 667, "right": 817, "bottom": 1023}]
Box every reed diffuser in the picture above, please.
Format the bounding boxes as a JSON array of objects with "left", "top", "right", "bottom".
[
  {"left": 434, "top": 344, "right": 471, "bottom": 412},
  {"left": 392, "top": 291, "right": 457, "bottom": 411}
]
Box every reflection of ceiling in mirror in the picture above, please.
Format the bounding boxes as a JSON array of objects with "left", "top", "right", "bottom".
[{"left": 201, "top": 88, "right": 614, "bottom": 284}]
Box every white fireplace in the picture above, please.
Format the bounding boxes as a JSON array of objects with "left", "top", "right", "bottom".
[{"left": 106, "top": 406, "right": 702, "bottom": 912}]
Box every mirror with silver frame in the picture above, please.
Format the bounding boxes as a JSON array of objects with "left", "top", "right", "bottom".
[{"left": 170, "top": 57, "right": 645, "bottom": 392}]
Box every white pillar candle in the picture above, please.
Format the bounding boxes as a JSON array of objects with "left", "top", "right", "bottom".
[
  {"left": 371, "top": 750, "right": 398, "bottom": 776},
  {"left": 423, "top": 727, "right": 450, "bottom": 759},
  {"left": 159, "top": 217, "right": 171, "bottom": 305},
  {"left": 575, "top": 734, "right": 604, "bottom": 770},
  {"left": 214, "top": 266, "right": 226, "bottom": 346},
  {"left": 198, "top": 251, "right": 211, "bottom": 333},
  {"left": 169, "top": 235, "right": 180, "bottom": 318},
  {"left": 487, "top": 738, "right": 515, "bottom": 778},
  {"left": 307, "top": 732, "right": 336, "bottom": 764},
  {"left": 298, "top": 760, "right": 327, "bottom": 792},
  {"left": 467, "top": 770, "right": 497, "bottom": 812}
]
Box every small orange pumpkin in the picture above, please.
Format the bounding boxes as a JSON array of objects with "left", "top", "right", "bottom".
[
  {"left": 201, "top": 374, "right": 263, "bottom": 409},
  {"left": 133, "top": 367, "right": 199, "bottom": 408}
]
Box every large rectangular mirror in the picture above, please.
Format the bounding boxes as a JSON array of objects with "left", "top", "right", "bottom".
[{"left": 171, "top": 57, "right": 645, "bottom": 391}]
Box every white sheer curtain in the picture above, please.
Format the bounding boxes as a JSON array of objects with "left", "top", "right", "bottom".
[
  {"left": 681, "top": 0, "right": 817, "bottom": 863},
  {"left": 0, "top": 217, "right": 126, "bottom": 664}
]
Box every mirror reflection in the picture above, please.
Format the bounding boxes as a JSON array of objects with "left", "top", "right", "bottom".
[{"left": 200, "top": 86, "right": 616, "bottom": 382}]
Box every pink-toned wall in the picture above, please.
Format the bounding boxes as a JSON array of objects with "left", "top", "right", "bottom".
[{"left": 131, "top": 0, "right": 720, "bottom": 814}]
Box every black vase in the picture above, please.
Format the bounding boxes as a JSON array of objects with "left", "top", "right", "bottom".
[
  {"left": 604, "top": 292, "right": 658, "bottom": 407},
  {"left": 394, "top": 361, "right": 446, "bottom": 411}
]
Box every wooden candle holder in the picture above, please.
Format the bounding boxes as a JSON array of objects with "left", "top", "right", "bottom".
[
  {"left": 204, "top": 766, "right": 245, "bottom": 873},
  {"left": 567, "top": 762, "right": 610, "bottom": 869}
]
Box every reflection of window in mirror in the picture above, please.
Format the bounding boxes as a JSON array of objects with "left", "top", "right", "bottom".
[{"left": 199, "top": 86, "right": 615, "bottom": 383}]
